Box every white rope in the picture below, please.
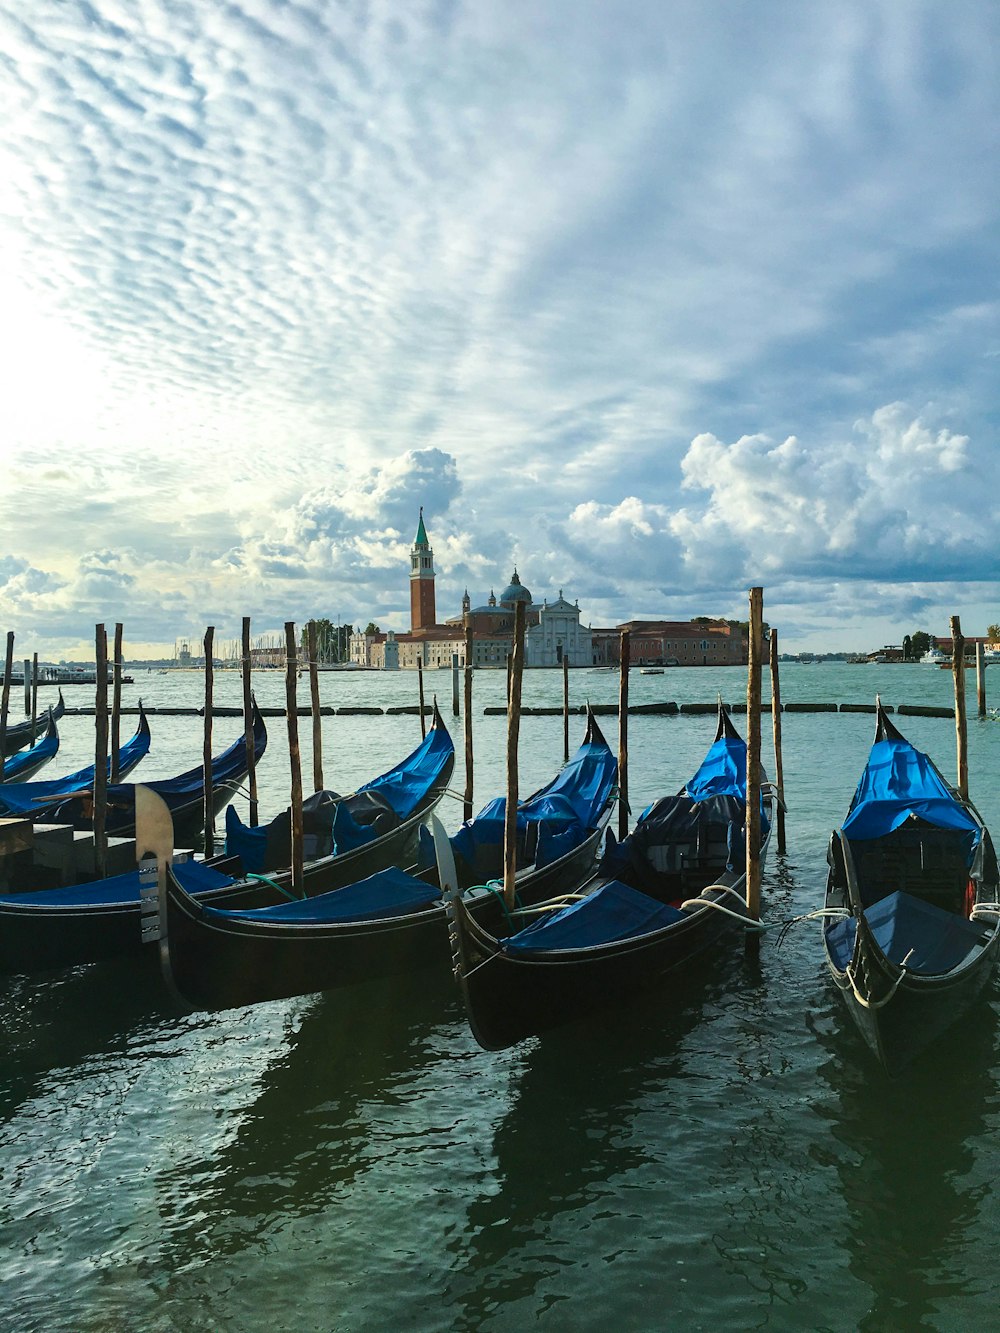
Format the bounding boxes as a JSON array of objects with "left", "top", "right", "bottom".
[
  {"left": 971, "top": 902, "right": 1000, "bottom": 920},
  {"left": 679, "top": 895, "right": 768, "bottom": 931},
  {"left": 845, "top": 948, "right": 915, "bottom": 1010}
]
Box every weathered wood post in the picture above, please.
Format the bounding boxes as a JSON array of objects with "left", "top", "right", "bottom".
[
  {"left": 203, "top": 626, "right": 215, "bottom": 856},
  {"left": 562, "top": 653, "right": 570, "bottom": 764},
  {"left": 503, "top": 601, "right": 526, "bottom": 910},
  {"left": 285, "top": 622, "right": 304, "bottom": 897},
  {"left": 30, "top": 652, "right": 38, "bottom": 733},
  {"left": 22, "top": 659, "right": 30, "bottom": 716},
  {"left": 308, "top": 620, "right": 323, "bottom": 792},
  {"left": 242, "top": 616, "right": 259, "bottom": 827},
  {"left": 768, "top": 626, "right": 786, "bottom": 855},
  {"left": 952, "top": 615, "right": 968, "bottom": 801},
  {"left": 0, "top": 631, "right": 12, "bottom": 781},
  {"left": 111, "top": 622, "right": 123, "bottom": 784},
  {"left": 452, "top": 650, "right": 460, "bottom": 718},
  {"left": 618, "top": 630, "right": 630, "bottom": 841},
  {"left": 976, "top": 642, "right": 986, "bottom": 719},
  {"left": 746, "top": 588, "right": 764, "bottom": 935},
  {"left": 94, "top": 624, "right": 109, "bottom": 880},
  {"left": 417, "top": 657, "right": 427, "bottom": 739},
  {"left": 463, "top": 621, "right": 474, "bottom": 822}
]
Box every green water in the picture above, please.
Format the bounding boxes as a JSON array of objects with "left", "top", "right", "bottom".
[{"left": 2, "top": 663, "right": 998, "bottom": 1331}]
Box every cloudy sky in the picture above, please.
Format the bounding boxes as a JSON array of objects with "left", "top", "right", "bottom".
[{"left": 2, "top": 0, "right": 999, "bottom": 658}]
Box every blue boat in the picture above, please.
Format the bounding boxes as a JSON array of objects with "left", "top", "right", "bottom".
[
  {"left": 823, "top": 700, "right": 1000, "bottom": 1075},
  {"left": 158, "top": 709, "right": 614, "bottom": 1011},
  {"left": 1, "top": 715, "right": 59, "bottom": 784},
  {"left": 0, "top": 706, "right": 450, "bottom": 978},
  {"left": 446, "top": 703, "right": 771, "bottom": 1050},
  {"left": 1, "top": 689, "right": 65, "bottom": 758},
  {"left": 0, "top": 708, "right": 151, "bottom": 820}
]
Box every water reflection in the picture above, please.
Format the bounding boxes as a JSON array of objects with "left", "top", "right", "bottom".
[
  {"left": 151, "top": 966, "right": 463, "bottom": 1265},
  {"left": 442, "top": 958, "right": 736, "bottom": 1327},
  {"left": 814, "top": 1000, "right": 999, "bottom": 1330}
]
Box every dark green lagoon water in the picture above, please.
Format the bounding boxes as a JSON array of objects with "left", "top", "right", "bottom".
[{"left": 2, "top": 662, "right": 999, "bottom": 1331}]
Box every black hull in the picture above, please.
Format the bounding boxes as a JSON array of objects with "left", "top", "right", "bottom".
[
  {"left": 452, "top": 879, "right": 750, "bottom": 1051},
  {"left": 826, "top": 933, "right": 1000, "bottom": 1077},
  {"left": 1, "top": 692, "right": 65, "bottom": 758},
  {"left": 162, "top": 816, "right": 604, "bottom": 1011},
  {"left": 0, "top": 747, "right": 454, "bottom": 978}
]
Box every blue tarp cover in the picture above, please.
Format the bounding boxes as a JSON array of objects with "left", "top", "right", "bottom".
[
  {"left": 0, "top": 721, "right": 151, "bottom": 816},
  {"left": 451, "top": 736, "right": 616, "bottom": 865},
  {"left": 825, "top": 890, "right": 987, "bottom": 975},
  {"left": 0, "top": 858, "right": 235, "bottom": 908},
  {"left": 357, "top": 722, "right": 455, "bottom": 815},
  {"left": 226, "top": 722, "right": 454, "bottom": 865},
  {"left": 686, "top": 735, "right": 746, "bottom": 802},
  {"left": 503, "top": 879, "right": 686, "bottom": 955},
  {"left": 841, "top": 735, "right": 981, "bottom": 844},
  {"left": 203, "top": 865, "right": 440, "bottom": 925},
  {"left": 1, "top": 727, "right": 58, "bottom": 782}
]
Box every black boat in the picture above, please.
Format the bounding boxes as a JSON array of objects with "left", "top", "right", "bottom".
[
  {"left": 157, "top": 709, "right": 616, "bottom": 1011},
  {"left": 823, "top": 701, "right": 1000, "bottom": 1076},
  {"left": 0, "top": 715, "right": 59, "bottom": 784},
  {"left": 0, "top": 707, "right": 151, "bottom": 822},
  {"left": 446, "top": 704, "right": 772, "bottom": 1050},
  {"left": 0, "top": 707, "right": 453, "bottom": 977},
  {"left": 1, "top": 690, "right": 65, "bottom": 757},
  {"left": 22, "top": 700, "right": 267, "bottom": 844}
]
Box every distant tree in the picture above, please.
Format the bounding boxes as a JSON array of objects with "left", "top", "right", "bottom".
[
  {"left": 910, "top": 630, "right": 932, "bottom": 656},
  {"left": 363, "top": 622, "right": 380, "bottom": 636},
  {"left": 988, "top": 624, "right": 1000, "bottom": 642},
  {"left": 301, "top": 618, "right": 357, "bottom": 663}
]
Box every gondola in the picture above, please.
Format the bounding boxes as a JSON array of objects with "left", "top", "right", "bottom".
[
  {"left": 18, "top": 699, "right": 267, "bottom": 844},
  {"left": 0, "top": 706, "right": 453, "bottom": 977},
  {"left": 822, "top": 700, "right": 1000, "bottom": 1076},
  {"left": 1, "top": 689, "right": 65, "bottom": 757},
  {"left": 1, "top": 715, "right": 59, "bottom": 784},
  {"left": 157, "top": 708, "right": 616, "bottom": 1011},
  {"left": 446, "top": 703, "right": 772, "bottom": 1051},
  {"left": 0, "top": 706, "right": 151, "bottom": 822}
]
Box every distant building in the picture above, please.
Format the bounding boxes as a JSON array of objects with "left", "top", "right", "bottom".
[{"left": 591, "top": 620, "right": 747, "bottom": 667}]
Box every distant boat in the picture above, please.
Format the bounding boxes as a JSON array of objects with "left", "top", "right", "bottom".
[
  {"left": 920, "top": 647, "right": 948, "bottom": 665},
  {"left": 639, "top": 667, "right": 664, "bottom": 675}
]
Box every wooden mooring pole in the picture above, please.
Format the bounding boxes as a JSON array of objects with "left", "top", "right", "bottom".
[
  {"left": 203, "top": 626, "right": 215, "bottom": 856},
  {"left": 618, "top": 630, "right": 630, "bottom": 841},
  {"left": 503, "top": 601, "right": 526, "bottom": 910},
  {"left": 562, "top": 654, "right": 570, "bottom": 764},
  {"left": 463, "top": 622, "right": 474, "bottom": 822},
  {"left": 768, "top": 626, "right": 786, "bottom": 855},
  {"left": 952, "top": 615, "right": 968, "bottom": 801},
  {"left": 0, "top": 630, "right": 13, "bottom": 781},
  {"left": 745, "top": 588, "right": 764, "bottom": 936},
  {"left": 94, "top": 624, "right": 109, "bottom": 880},
  {"left": 111, "top": 622, "right": 123, "bottom": 784},
  {"left": 30, "top": 652, "right": 38, "bottom": 732},
  {"left": 417, "top": 657, "right": 427, "bottom": 739},
  {"left": 242, "top": 616, "right": 259, "bottom": 827},
  {"left": 285, "top": 622, "right": 304, "bottom": 897},
  {"left": 308, "top": 621, "right": 324, "bottom": 792},
  {"left": 976, "top": 642, "right": 986, "bottom": 719}
]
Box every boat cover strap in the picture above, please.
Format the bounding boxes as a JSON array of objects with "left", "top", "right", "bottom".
[{"left": 503, "top": 879, "right": 686, "bottom": 955}]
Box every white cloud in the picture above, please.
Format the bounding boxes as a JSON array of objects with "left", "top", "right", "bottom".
[{"left": 1, "top": 1, "right": 999, "bottom": 654}]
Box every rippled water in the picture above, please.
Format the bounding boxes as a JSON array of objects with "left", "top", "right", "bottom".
[{"left": 2, "top": 662, "right": 999, "bottom": 1331}]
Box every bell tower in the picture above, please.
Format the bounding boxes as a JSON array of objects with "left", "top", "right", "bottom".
[{"left": 410, "top": 508, "right": 437, "bottom": 631}]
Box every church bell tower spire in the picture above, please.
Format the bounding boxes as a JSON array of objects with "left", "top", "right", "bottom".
[{"left": 410, "top": 507, "right": 437, "bottom": 631}]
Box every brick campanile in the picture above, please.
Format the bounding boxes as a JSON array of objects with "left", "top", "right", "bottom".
[{"left": 409, "top": 508, "right": 437, "bottom": 631}]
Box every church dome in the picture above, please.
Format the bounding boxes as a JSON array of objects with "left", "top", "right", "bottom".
[{"left": 499, "top": 569, "right": 532, "bottom": 606}]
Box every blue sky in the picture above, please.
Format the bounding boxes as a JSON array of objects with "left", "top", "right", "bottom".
[{"left": 2, "top": 0, "right": 998, "bottom": 658}]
